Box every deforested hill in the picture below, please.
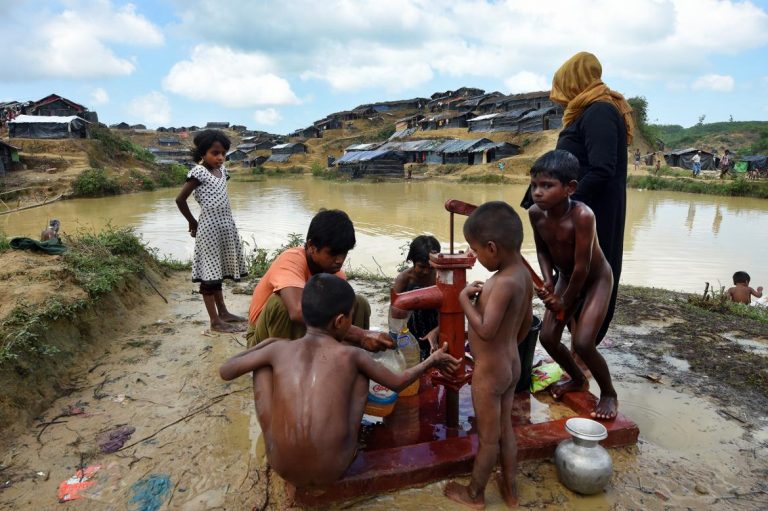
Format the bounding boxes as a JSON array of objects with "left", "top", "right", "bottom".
[{"left": 654, "top": 121, "right": 768, "bottom": 155}]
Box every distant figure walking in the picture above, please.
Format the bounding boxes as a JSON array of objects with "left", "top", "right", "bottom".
[
  {"left": 692, "top": 150, "right": 702, "bottom": 177},
  {"left": 176, "top": 130, "right": 249, "bottom": 333},
  {"left": 719, "top": 149, "right": 731, "bottom": 179},
  {"left": 634, "top": 148, "right": 641, "bottom": 171},
  {"left": 40, "top": 219, "right": 61, "bottom": 241}
]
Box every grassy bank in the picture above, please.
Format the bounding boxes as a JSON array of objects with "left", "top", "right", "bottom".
[
  {"left": 628, "top": 175, "right": 768, "bottom": 199},
  {"left": 0, "top": 227, "right": 163, "bottom": 363}
]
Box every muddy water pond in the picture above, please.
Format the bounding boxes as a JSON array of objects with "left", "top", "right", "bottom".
[{"left": 4, "top": 177, "right": 767, "bottom": 292}]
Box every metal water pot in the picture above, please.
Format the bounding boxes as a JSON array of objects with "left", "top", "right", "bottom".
[{"left": 554, "top": 418, "right": 613, "bottom": 494}]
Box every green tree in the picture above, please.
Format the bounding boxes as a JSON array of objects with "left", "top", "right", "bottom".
[{"left": 627, "top": 96, "right": 660, "bottom": 149}]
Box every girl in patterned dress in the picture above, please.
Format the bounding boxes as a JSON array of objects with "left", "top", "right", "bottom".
[{"left": 176, "top": 130, "right": 248, "bottom": 333}]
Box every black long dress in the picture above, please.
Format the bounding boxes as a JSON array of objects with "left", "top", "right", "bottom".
[{"left": 555, "top": 101, "right": 627, "bottom": 344}]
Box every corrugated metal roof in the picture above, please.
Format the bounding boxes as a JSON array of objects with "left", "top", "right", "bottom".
[
  {"left": 467, "top": 113, "right": 501, "bottom": 122},
  {"left": 471, "top": 142, "right": 520, "bottom": 153},
  {"left": 345, "top": 143, "right": 381, "bottom": 151},
  {"left": 336, "top": 150, "right": 397, "bottom": 164},
  {"left": 267, "top": 153, "right": 292, "bottom": 162},
  {"left": 434, "top": 138, "right": 491, "bottom": 154},
  {"left": 272, "top": 143, "right": 304, "bottom": 150},
  {"left": 520, "top": 107, "right": 556, "bottom": 120},
  {"left": 389, "top": 127, "right": 417, "bottom": 140}
]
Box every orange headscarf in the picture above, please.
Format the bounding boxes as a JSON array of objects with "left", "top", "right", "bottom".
[{"left": 550, "top": 52, "right": 634, "bottom": 145}]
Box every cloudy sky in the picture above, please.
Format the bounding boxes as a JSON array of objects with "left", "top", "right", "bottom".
[{"left": 1, "top": 0, "right": 767, "bottom": 133}]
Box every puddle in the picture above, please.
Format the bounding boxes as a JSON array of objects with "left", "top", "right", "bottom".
[
  {"left": 662, "top": 353, "right": 691, "bottom": 372},
  {"left": 723, "top": 331, "right": 768, "bottom": 357}
]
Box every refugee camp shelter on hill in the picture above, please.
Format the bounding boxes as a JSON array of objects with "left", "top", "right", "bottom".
[
  {"left": 30, "top": 94, "right": 98, "bottom": 122},
  {"left": 0, "top": 140, "right": 20, "bottom": 175},
  {"left": 335, "top": 150, "right": 404, "bottom": 178},
  {"left": 433, "top": 139, "right": 493, "bottom": 165},
  {"left": 9, "top": 115, "right": 90, "bottom": 139},
  {"left": 663, "top": 148, "right": 715, "bottom": 170},
  {"left": 205, "top": 122, "right": 230, "bottom": 129},
  {"left": 738, "top": 155, "right": 767, "bottom": 172},
  {"left": 267, "top": 143, "right": 307, "bottom": 162}
]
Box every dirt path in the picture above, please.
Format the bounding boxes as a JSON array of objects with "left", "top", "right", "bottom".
[{"left": 1, "top": 276, "right": 766, "bottom": 510}]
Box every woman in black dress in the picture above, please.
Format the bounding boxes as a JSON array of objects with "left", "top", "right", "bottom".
[{"left": 549, "top": 51, "right": 634, "bottom": 344}]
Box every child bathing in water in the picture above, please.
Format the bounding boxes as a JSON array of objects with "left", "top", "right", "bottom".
[
  {"left": 528, "top": 150, "right": 618, "bottom": 420},
  {"left": 393, "top": 235, "right": 441, "bottom": 360},
  {"left": 220, "top": 274, "right": 459, "bottom": 487},
  {"left": 727, "top": 271, "right": 763, "bottom": 304},
  {"left": 444, "top": 201, "right": 533, "bottom": 509},
  {"left": 176, "top": 130, "right": 248, "bottom": 333}
]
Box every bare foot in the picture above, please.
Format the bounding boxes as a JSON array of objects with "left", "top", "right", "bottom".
[
  {"left": 444, "top": 481, "right": 485, "bottom": 510},
  {"left": 592, "top": 394, "right": 618, "bottom": 420},
  {"left": 219, "top": 312, "right": 247, "bottom": 323},
  {"left": 496, "top": 473, "right": 518, "bottom": 508},
  {"left": 550, "top": 378, "right": 588, "bottom": 400},
  {"left": 210, "top": 321, "right": 246, "bottom": 333}
]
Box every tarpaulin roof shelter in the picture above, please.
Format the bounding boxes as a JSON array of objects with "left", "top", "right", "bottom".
[
  {"left": 663, "top": 148, "right": 715, "bottom": 170},
  {"left": 0, "top": 140, "right": 21, "bottom": 175},
  {"left": 739, "top": 155, "right": 768, "bottom": 171},
  {"left": 433, "top": 138, "right": 492, "bottom": 154},
  {"left": 9, "top": 115, "right": 90, "bottom": 139},
  {"left": 335, "top": 150, "right": 405, "bottom": 178},
  {"left": 266, "top": 153, "right": 293, "bottom": 163}
]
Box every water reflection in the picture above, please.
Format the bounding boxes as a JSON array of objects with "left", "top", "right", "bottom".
[{"left": 2, "top": 177, "right": 766, "bottom": 292}]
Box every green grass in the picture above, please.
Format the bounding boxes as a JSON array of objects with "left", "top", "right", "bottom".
[
  {"left": 627, "top": 175, "right": 768, "bottom": 199},
  {"left": 0, "top": 232, "right": 9, "bottom": 253},
  {"left": 157, "top": 256, "right": 192, "bottom": 271},
  {"left": 459, "top": 173, "right": 511, "bottom": 184},
  {"left": 687, "top": 292, "right": 768, "bottom": 324}
]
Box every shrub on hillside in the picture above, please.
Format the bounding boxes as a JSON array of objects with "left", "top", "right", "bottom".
[
  {"left": 155, "top": 164, "right": 188, "bottom": 187},
  {"left": 73, "top": 168, "right": 121, "bottom": 197}
]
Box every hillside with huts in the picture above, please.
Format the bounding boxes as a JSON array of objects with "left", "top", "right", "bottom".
[{"left": 2, "top": 88, "right": 768, "bottom": 209}]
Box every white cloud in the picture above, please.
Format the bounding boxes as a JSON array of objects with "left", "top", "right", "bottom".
[
  {"left": 504, "top": 71, "right": 549, "bottom": 94},
  {"left": 253, "top": 108, "right": 282, "bottom": 125},
  {"left": 128, "top": 92, "right": 171, "bottom": 126},
  {"left": 174, "top": 0, "right": 768, "bottom": 92},
  {"left": 692, "top": 74, "right": 735, "bottom": 92},
  {"left": 1, "top": 0, "right": 163, "bottom": 81},
  {"left": 90, "top": 87, "right": 109, "bottom": 105},
  {"left": 163, "top": 45, "right": 299, "bottom": 107}
]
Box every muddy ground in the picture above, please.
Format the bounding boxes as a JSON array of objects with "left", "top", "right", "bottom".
[{"left": 0, "top": 273, "right": 766, "bottom": 510}]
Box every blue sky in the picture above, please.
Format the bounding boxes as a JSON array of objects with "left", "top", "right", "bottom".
[{"left": 2, "top": 0, "right": 767, "bottom": 133}]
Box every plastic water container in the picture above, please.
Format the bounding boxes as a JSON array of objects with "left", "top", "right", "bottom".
[
  {"left": 364, "top": 347, "right": 405, "bottom": 417},
  {"left": 389, "top": 308, "right": 420, "bottom": 397}
]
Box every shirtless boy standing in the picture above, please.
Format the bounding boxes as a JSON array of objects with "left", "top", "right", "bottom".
[
  {"left": 528, "top": 150, "right": 618, "bottom": 420},
  {"left": 444, "top": 201, "right": 533, "bottom": 509},
  {"left": 219, "top": 274, "right": 459, "bottom": 488},
  {"left": 727, "top": 271, "right": 763, "bottom": 304}
]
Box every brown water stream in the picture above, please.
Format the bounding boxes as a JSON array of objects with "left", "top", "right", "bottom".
[{"left": 3, "top": 177, "right": 767, "bottom": 292}]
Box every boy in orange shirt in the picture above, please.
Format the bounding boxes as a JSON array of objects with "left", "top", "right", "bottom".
[{"left": 246, "top": 209, "right": 391, "bottom": 352}]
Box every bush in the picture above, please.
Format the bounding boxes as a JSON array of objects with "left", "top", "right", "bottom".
[
  {"left": 90, "top": 125, "right": 156, "bottom": 164},
  {"left": 73, "top": 168, "right": 121, "bottom": 197},
  {"left": 155, "top": 164, "right": 188, "bottom": 187},
  {"left": 628, "top": 175, "right": 768, "bottom": 199},
  {"left": 245, "top": 233, "right": 304, "bottom": 278},
  {"left": 0, "top": 231, "right": 9, "bottom": 252},
  {"left": 459, "top": 174, "right": 510, "bottom": 184},
  {"left": 63, "top": 226, "right": 150, "bottom": 296},
  {"left": 130, "top": 169, "right": 156, "bottom": 191}
]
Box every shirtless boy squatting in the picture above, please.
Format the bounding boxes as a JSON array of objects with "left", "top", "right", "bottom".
[
  {"left": 219, "top": 273, "right": 460, "bottom": 487},
  {"left": 444, "top": 201, "right": 533, "bottom": 509},
  {"left": 528, "top": 149, "right": 618, "bottom": 420},
  {"left": 727, "top": 271, "right": 763, "bottom": 304}
]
